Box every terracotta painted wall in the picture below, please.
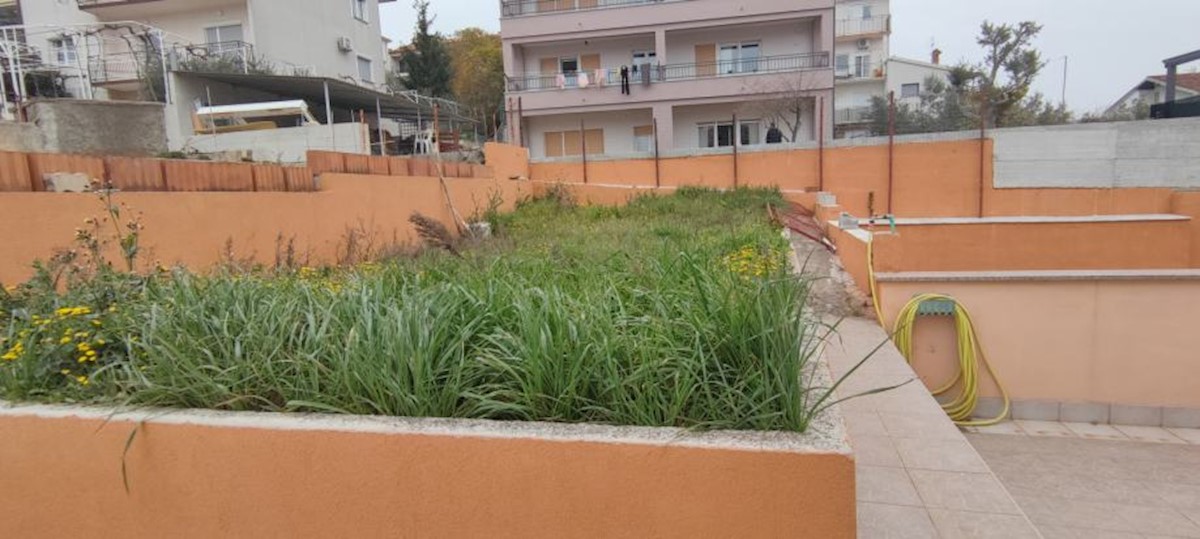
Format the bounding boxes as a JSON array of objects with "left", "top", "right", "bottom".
[
  {"left": 877, "top": 279, "right": 1200, "bottom": 409},
  {"left": 0, "top": 175, "right": 528, "bottom": 285},
  {"left": 0, "top": 407, "right": 856, "bottom": 538},
  {"left": 485, "top": 142, "right": 532, "bottom": 181}
]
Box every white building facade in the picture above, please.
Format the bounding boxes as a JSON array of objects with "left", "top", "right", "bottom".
[{"left": 501, "top": 0, "right": 837, "bottom": 160}]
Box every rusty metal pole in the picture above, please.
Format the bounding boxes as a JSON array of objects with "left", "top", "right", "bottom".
[
  {"left": 979, "top": 102, "right": 988, "bottom": 218},
  {"left": 818, "top": 95, "right": 826, "bottom": 192},
  {"left": 580, "top": 118, "right": 588, "bottom": 184},
  {"left": 887, "top": 90, "right": 896, "bottom": 216},
  {"left": 517, "top": 97, "right": 525, "bottom": 147},
  {"left": 653, "top": 117, "right": 661, "bottom": 188},
  {"left": 732, "top": 113, "right": 739, "bottom": 189}
]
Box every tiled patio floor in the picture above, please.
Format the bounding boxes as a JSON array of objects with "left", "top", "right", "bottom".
[{"left": 968, "top": 430, "right": 1200, "bottom": 538}]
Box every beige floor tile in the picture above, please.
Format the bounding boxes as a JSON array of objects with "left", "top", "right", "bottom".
[
  {"left": 879, "top": 412, "right": 963, "bottom": 441},
  {"left": 1035, "top": 527, "right": 1141, "bottom": 539},
  {"left": 1015, "top": 420, "right": 1075, "bottom": 438},
  {"left": 857, "top": 465, "right": 923, "bottom": 507},
  {"left": 853, "top": 434, "right": 904, "bottom": 468},
  {"left": 1115, "top": 504, "right": 1200, "bottom": 537},
  {"left": 857, "top": 503, "right": 938, "bottom": 539},
  {"left": 843, "top": 410, "right": 889, "bottom": 439},
  {"left": 908, "top": 470, "right": 1023, "bottom": 515},
  {"left": 1063, "top": 422, "right": 1129, "bottom": 441},
  {"left": 925, "top": 509, "right": 1040, "bottom": 538},
  {"left": 1113, "top": 425, "right": 1187, "bottom": 444},
  {"left": 893, "top": 437, "right": 990, "bottom": 473},
  {"left": 1170, "top": 428, "right": 1200, "bottom": 445},
  {"left": 1152, "top": 481, "right": 1200, "bottom": 510},
  {"left": 1011, "top": 495, "right": 1136, "bottom": 533},
  {"left": 968, "top": 421, "right": 1025, "bottom": 436}
]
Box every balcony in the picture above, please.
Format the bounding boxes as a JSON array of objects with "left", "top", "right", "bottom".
[
  {"left": 836, "top": 15, "right": 890, "bottom": 38},
  {"left": 834, "top": 106, "right": 872, "bottom": 125},
  {"left": 834, "top": 60, "right": 885, "bottom": 82},
  {"left": 508, "top": 52, "right": 830, "bottom": 92},
  {"left": 77, "top": 0, "right": 235, "bottom": 19},
  {"left": 500, "top": 0, "right": 685, "bottom": 18}
]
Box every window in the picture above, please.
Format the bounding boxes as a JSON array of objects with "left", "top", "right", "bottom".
[
  {"left": 697, "top": 119, "right": 761, "bottom": 148},
  {"left": 204, "top": 24, "right": 244, "bottom": 55},
  {"left": 835, "top": 54, "right": 849, "bottom": 75},
  {"left": 633, "top": 125, "right": 654, "bottom": 152},
  {"left": 900, "top": 83, "right": 920, "bottom": 98},
  {"left": 853, "top": 54, "right": 870, "bottom": 78},
  {"left": 358, "top": 56, "right": 373, "bottom": 82},
  {"left": 861, "top": 5, "right": 873, "bottom": 19},
  {"left": 352, "top": 0, "right": 369, "bottom": 22},
  {"left": 544, "top": 129, "right": 605, "bottom": 157},
  {"left": 559, "top": 57, "right": 579, "bottom": 74},
  {"left": 718, "top": 42, "right": 761, "bottom": 75},
  {"left": 50, "top": 36, "right": 77, "bottom": 66},
  {"left": 631, "top": 50, "right": 656, "bottom": 76}
]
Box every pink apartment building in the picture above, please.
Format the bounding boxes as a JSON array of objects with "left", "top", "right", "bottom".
[{"left": 501, "top": 0, "right": 836, "bottom": 159}]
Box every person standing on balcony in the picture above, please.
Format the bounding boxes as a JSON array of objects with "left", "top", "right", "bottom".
[
  {"left": 620, "top": 66, "right": 631, "bottom": 95},
  {"left": 766, "top": 123, "right": 784, "bottom": 144}
]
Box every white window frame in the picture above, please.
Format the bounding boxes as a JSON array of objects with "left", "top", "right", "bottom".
[
  {"left": 357, "top": 55, "right": 374, "bottom": 82},
  {"left": 633, "top": 128, "right": 653, "bottom": 152},
  {"left": 718, "top": 41, "right": 761, "bottom": 76},
  {"left": 631, "top": 49, "right": 656, "bottom": 75},
  {"left": 50, "top": 36, "right": 78, "bottom": 66},
  {"left": 900, "top": 83, "right": 920, "bottom": 98},
  {"left": 352, "top": 0, "right": 370, "bottom": 23},
  {"left": 697, "top": 118, "right": 761, "bottom": 148},
  {"left": 204, "top": 23, "right": 245, "bottom": 55}
]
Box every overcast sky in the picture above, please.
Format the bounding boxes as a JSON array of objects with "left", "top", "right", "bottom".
[{"left": 381, "top": 0, "right": 1200, "bottom": 113}]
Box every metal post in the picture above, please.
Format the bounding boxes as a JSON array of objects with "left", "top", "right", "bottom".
[
  {"left": 433, "top": 103, "right": 440, "bottom": 152},
  {"left": 157, "top": 30, "right": 172, "bottom": 104},
  {"left": 517, "top": 97, "right": 524, "bottom": 147},
  {"left": 887, "top": 91, "right": 895, "bottom": 216},
  {"left": 375, "top": 97, "right": 385, "bottom": 156},
  {"left": 818, "top": 95, "right": 825, "bottom": 192},
  {"left": 653, "top": 117, "right": 661, "bottom": 188},
  {"left": 732, "top": 113, "right": 739, "bottom": 189},
  {"left": 580, "top": 118, "right": 588, "bottom": 184},
  {"left": 979, "top": 102, "right": 988, "bottom": 218},
  {"left": 1061, "top": 56, "right": 1069, "bottom": 107},
  {"left": 323, "top": 80, "right": 335, "bottom": 148},
  {"left": 1165, "top": 65, "right": 1178, "bottom": 104}
]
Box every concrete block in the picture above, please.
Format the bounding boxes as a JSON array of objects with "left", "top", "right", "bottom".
[
  {"left": 971, "top": 397, "right": 1008, "bottom": 422},
  {"left": 1010, "top": 400, "right": 1060, "bottom": 422},
  {"left": 1109, "top": 405, "right": 1163, "bottom": 427},
  {"left": 1162, "top": 407, "right": 1200, "bottom": 429},
  {"left": 43, "top": 173, "right": 91, "bottom": 193},
  {"left": 1059, "top": 402, "right": 1110, "bottom": 424}
]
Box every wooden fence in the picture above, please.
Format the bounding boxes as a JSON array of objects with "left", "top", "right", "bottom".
[
  {"left": 0, "top": 151, "right": 495, "bottom": 194},
  {"left": 0, "top": 151, "right": 314, "bottom": 193},
  {"left": 306, "top": 151, "right": 493, "bottom": 180}
]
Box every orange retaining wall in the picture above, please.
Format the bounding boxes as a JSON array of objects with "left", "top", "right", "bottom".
[
  {"left": 877, "top": 278, "right": 1200, "bottom": 409},
  {"left": 0, "top": 406, "right": 856, "bottom": 538},
  {"left": 0, "top": 175, "right": 527, "bottom": 285}
]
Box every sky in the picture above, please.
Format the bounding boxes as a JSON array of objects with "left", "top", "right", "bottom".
[{"left": 381, "top": 0, "right": 1200, "bottom": 113}]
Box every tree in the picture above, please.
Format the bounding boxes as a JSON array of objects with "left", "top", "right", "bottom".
[
  {"left": 403, "top": 0, "right": 453, "bottom": 98},
  {"left": 1081, "top": 99, "right": 1151, "bottom": 123},
  {"left": 745, "top": 72, "right": 825, "bottom": 142},
  {"left": 971, "top": 21, "right": 1045, "bottom": 127},
  {"left": 447, "top": 28, "right": 505, "bottom": 126}
]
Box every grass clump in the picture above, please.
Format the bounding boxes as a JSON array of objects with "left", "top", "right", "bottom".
[{"left": 1, "top": 188, "right": 842, "bottom": 433}]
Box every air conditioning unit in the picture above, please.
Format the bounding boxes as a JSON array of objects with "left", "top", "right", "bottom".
[
  {"left": 337, "top": 36, "right": 354, "bottom": 53},
  {"left": 856, "top": 38, "right": 871, "bottom": 50}
]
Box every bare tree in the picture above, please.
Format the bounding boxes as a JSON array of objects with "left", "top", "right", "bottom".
[{"left": 744, "top": 71, "right": 825, "bottom": 143}]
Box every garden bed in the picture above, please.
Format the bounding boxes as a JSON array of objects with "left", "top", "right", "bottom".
[{"left": 1, "top": 188, "right": 838, "bottom": 433}]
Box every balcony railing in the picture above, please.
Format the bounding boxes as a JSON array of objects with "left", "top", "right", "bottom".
[
  {"left": 500, "top": 0, "right": 684, "bottom": 17},
  {"left": 835, "top": 106, "right": 873, "bottom": 125},
  {"left": 836, "top": 15, "right": 890, "bottom": 37},
  {"left": 834, "top": 60, "right": 884, "bottom": 81},
  {"left": 507, "top": 52, "right": 830, "bottom": 92}
]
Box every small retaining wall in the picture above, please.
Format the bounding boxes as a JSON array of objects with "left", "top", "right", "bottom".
[
  {"left": 24, "top": 99, "right": 167, "bottom": 156},
  {"left": 0, "top": 404, "right": 856, "bottom": 538}
]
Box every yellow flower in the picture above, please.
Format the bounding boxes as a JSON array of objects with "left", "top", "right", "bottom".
[
  {"left": 60, "top": 369, "right": 72, "bottom": 375},
  {"left": 91, "top": 320, "right": 102, "bottom": 327},
  {"left": 75, "top": 375, "right": 90, "bottom": 386},
  {"left": 59, "top": 336, "right": 72, "bottom": 344}
]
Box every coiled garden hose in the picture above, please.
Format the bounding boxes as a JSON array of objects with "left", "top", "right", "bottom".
[{"left": 867, "top": 236, "right": 1011, "bottom": 426}]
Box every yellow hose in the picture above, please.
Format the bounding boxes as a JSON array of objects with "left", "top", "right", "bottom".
[{"left": 866, "top": 236, "right": 1011, "bottom": 426}]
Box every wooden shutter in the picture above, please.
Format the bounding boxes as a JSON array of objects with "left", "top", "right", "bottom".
[
  {"left": 584, "top": 129, "right": 605, "bottom": 155},
  {"left": 563, "top": 130, "right": 583, "bottom": 156},
  {"left": 579, "top": 0, "right": 598, "bottom": 8},
  {"left": 544, "top": 132, "right": 564, "bottom": 158},
  {"left": 540, "top": 57, "right": 558, "bottom": 74},
  {"left": 695, "top": 44, "right": 716, "bottom": 77},
  {"left": 580, "top": 53, "right": 601, "bottom": 72},
  {"left": 633, "top": 125, "right": 653, "bottom": 138},
  {"left": 537, "top": 0, "right": 558, "bottom": 14}
]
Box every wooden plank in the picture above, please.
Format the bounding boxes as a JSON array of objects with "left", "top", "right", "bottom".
[{"left": 695, "top": 44, "right": 716, "bottom": 77}]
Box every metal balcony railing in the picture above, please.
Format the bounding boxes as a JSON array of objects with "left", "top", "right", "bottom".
[
  {"left": 500, "top": 0, "right": 686, "bottom": 17},
  {"left": 507, "top": 52, "right": 830, "bottom": 92},
  {"left": 836, "top": 15, "right": 890, "bottom": 37},
  {"left": 835, "top": 106, "right": 873, "bottom": 125}
]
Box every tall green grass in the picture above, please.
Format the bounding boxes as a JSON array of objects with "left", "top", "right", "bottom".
[{"left": 1, "top": 188, "right": 840, "bottom": 432}]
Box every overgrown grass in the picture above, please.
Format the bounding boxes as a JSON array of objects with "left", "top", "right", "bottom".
[{"left": 0, "top": 188, "right": 843, "bottom": 432}]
